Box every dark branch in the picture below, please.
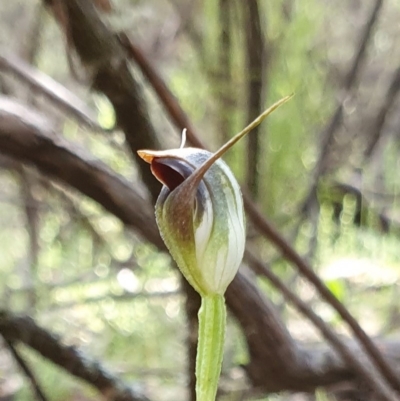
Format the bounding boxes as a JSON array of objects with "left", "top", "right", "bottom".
[
  {"left": 364, "top": 66, "right": 400, "bottom": 159},
  {"left": 118, "top": 34, "right": 206, "bottom": 149},
  {"left": 343, "top": 0, "right": 384, "bottom": 91},
  {"left": 0, "top": 96, "right": 164, "bottom": 250},
  {"left": 3, "top": 337, "right": 49, "bottom": 401},
  {"left": 0, "top": 310, "right": 150, "bottom": 401},
  {"left": 43, "top": 0, "right": 162, "bottom": 201},
  {"left": 243, "top": 0, "right": 264, "bottom": 199}
]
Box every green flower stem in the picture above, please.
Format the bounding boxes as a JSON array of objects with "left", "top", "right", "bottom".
[{"left": 196, "top": 294, "right": 226, "bottom": 401}]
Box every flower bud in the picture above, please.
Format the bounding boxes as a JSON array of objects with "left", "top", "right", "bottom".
[{"left": 138, "top": 147, "right": 245, "bottom": 296}]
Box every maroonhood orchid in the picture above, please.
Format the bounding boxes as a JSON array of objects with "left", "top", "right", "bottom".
[
  {"left": 138, "top": 147, "right": 245, "bottom": 296},
  {"left": 138, "top": 95, "right": 292, "bottom": 401}
]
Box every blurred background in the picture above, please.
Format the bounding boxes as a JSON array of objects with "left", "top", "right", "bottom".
[{"left": 1, "top": 0, "right": 400, "bottom": 400}]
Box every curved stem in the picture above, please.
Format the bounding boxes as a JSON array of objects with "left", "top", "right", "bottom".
[{"left": 196, "top": 294, "right": 226, "bottom": 401}]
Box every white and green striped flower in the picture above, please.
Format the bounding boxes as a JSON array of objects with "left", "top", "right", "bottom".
[{"left": 138, "top": 147, "right": 245, "bottom": 296}]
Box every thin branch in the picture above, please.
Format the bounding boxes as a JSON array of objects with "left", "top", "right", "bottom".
[
  {"left": 245, "top": 251, "right": 398, "bottom": 401},
  {"left": 118, "top": 34, "right": 205, "bottom": 149},
  {"left": 3, "top": 337, "right": 49, "bottom": 401},
  {"left": 302, "top": 0, "right": 385, "bottom": 213},
  {"left": 363, "top": 66, "right": 400, "bottom": 160},
  {"left": 0, "top": 310, "right": 150, "bottom": 401},
  {"left": 243, "top": 0, "right": 264, "bottom": 199},
  {"left": 343, "top": 0, "right": 384, "bottom": 91},
  {"left": 51, "top": 184, "right": 112, "bottom": 249},
  {"left": 0, "top": 52, "right": 103, "bottom": 132}
]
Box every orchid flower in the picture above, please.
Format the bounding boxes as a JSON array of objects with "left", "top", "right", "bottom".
[{"left": 138, "top": 95, "right": 292, "bottom": 401}]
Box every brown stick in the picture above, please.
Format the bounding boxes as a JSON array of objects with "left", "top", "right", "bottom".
[{"left": 243, "top": 0, "right": 265, "bottom": 199}]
